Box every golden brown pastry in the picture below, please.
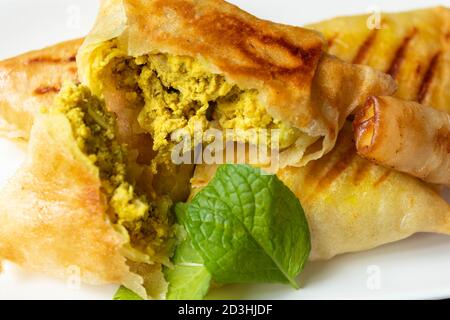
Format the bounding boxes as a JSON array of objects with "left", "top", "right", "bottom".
[
  {"left": 354, "top": 96, "right": 450, "bottom": 186},
  {"left": 0, "top": 4, "right": 447, "bottom": 288},
  {"left": 308, "top": 6, "right": 450, "bottom": 112},
  {"left": 77, "top": 0, "right": 395, "bottom": 170},
  {"left": 0, "top": 39, "right": 82, "bottom": 140},
  {"left": 2, "top": 6, "right": 448, "bottom": 145}
]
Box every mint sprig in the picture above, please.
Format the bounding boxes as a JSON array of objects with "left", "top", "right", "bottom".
[
  {"left": 183, "top": 164, "right": 310, "bottom": 288},
  {"left": 165, "top": 165, "right": 310, "bottom": 299},
  {"left": 165, "top": 204, "right": 212, "bottom": 300},
  {"left": 113, "top": 286, "right": 144, "bottom": 300},
  {"left": 117, "top": 164, "right": 311, "bottom": 300}
]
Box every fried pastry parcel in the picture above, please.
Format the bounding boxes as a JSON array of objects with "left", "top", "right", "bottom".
[
  {"left": 0, "top": 0, "right": 395, "bottom": 297},
  {"left": 0, "top": 85, "right": 194, "bottom": 299},
  {"left": 76, "top": 0, "right": 394, "bottom": 170}
]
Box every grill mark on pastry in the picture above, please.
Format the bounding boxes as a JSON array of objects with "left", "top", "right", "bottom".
[
  {"left": 314, "top": 145, "right": 357, "bottom": 192},
  {"left": 415, "top": 64, "right": 422, "bottom": 76},
  {"left": 303, "top": 156, "right": 326, "bottom": 183},
  {"left": 387, "top": 28, "right": 417, "bottom": 78},
  {"left": 245, "top": 35, "right": 323, "bottom": 73},
  {"left": 191, "top": 11, "right": 323, "bottom": 78},
  {"left": 435, "top": 128, "right": 450, "bottom": 153},
  {"left": 34, "top": 86, "right": 61, "bottom": 95},
  {"left": 327, "top": 33, "right": 339, "bottom": 49},
  {"left": 352, "top": 161, "right": 372, "bottom": 185},
  {"left": 373, "top": 170, "right": 392, "bottom": 187},
  {"left": 352, "top": 29, "right": 378, "bottom": 64},
  {"left": 417, "top": 52, "right": 441, "bottom": 103},
  {"left": 27, "top": 56, "right": 77, "bottom": 65}
]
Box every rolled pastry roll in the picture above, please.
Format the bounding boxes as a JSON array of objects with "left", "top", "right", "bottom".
[{"left": 354, "top": 96, "right": 450, "bottom": 185}]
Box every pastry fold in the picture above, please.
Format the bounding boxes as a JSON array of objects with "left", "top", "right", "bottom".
[
  {"left": 354, "top": 96, "right": 450, "bottom": 186},
  {"left": 0, "top": 39, "right": 82, "bottom": 140},
  {"left": 77, "top": 0, "right": 395, "bottom": 168}
]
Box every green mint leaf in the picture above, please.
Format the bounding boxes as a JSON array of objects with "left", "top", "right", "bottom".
[
  {"left": 165, "top": 204, "right": 212, "bottom": 300},
  {"left": 165, "top": 240, "right": 212, "bottom": 300},
  {"left": 183, "top": 164, "right": 310, "bottom": 288},
  {"left": 113, "top": 286, "right": 144, "bottom": 300},
  {"left": 175, "top": 202, "right": 190, "bottom": 226}
]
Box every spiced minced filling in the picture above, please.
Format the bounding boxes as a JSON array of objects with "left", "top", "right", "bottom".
[
  {"left": 90, "top": 40, "right": 302, "bottom": 173},
  {"left": 52, "top": 85, "right": 175, "bottom": 264}
]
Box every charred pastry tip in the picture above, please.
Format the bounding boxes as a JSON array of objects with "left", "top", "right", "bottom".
[{"left": 354, "top": 97, "right": 378, "bottom": 153}]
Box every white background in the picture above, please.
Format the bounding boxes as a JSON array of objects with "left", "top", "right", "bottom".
[{"left": 0, "top": 0, "right": 449, "bottom": 300}]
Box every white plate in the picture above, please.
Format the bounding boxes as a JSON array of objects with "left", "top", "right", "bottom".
[{"left": 0, "top": 0, "right": 449, "bottom": 300}]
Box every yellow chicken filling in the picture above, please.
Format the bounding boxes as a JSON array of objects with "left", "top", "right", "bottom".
[
  {"left": 91, "top": 41, "right": 301, "bottom": 171},
  {"left": 53, "top": 85, "right": 175, "bottom": 264}
]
